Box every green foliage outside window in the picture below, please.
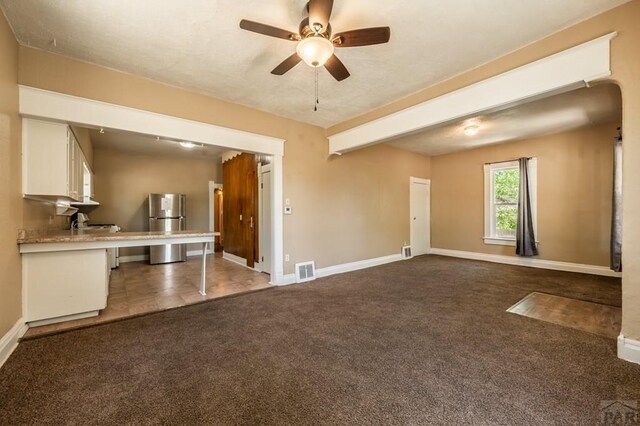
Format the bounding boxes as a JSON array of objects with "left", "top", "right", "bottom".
[{"left": 493, "top": 169, "right": 519, "bottom": 236}]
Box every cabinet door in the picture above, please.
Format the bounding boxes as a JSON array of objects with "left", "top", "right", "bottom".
[
  {"left": 22, "top": 119, "right": 69, "bottom": 197},
  {"left": 67, "top": 131, "right": 84, "bottom": 201},
  {"left": 82, "top": 161, "right": 92, "bottom": 200},
  {"left": 67, "top": 130, "right": 78, "bottom": 200},
  {"left": 90, "top": 170, "right": 95, "bottom": 198},
  {"left": 23, "top": 250, "right": 109, "bottom": 322},
  {"left": 76, "top": 144, "right": 85, "bottom": 200}
]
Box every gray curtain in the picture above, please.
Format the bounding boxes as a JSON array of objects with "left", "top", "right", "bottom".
[
  {"left": 516, "top": 157, "right": 538, "bottom": 256},
  {"left": 611, "top": 133, "right": 622, "bottom": 272}
]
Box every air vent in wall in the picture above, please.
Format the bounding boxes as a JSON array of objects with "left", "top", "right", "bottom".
[
  {"left": 402, "top": 246, "right": 412, "bottom": 259},
  {"left": 295, "top": 261, "right": 316, "bottom": 283}
]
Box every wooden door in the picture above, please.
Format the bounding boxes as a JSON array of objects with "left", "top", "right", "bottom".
[
  {"left": 222, "top": 153, "right": 259, "bottom": 267},
  {"left": 244, "top": 163, "right": 258, "bottom": 267}
]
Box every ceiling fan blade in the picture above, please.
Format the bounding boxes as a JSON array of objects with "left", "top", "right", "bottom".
[
  {"left": 308, "top": 0, "right": 334, "bottom": 32},
  {"left": 324, "top": 54, "right": 350, "bottom": 81},
  {"left": 239, "top": 19, "right": 300, "bottom": 41},
  {"left": 271, "top": 53, "right": 303, "bottom": 75},
  {"left": 333, "top": 27, "right": 391, "bottom": 47}
]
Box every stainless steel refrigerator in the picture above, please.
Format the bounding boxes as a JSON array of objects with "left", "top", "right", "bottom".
[{"left": 149, "top": 193, "right": 186, "bottom": 264}]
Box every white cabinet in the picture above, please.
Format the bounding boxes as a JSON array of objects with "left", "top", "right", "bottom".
[
  {"left": 22, "top": 118, "right": 87, "bottom": 202},
  {"left": 80, "top": 155, "right": 96, "bottom": 201},
  {"left": 68, "top": 132, "right": 82, "bottom": 201},
  {"left": 22, "top": 249, "right": 109, "bottom": 325}
]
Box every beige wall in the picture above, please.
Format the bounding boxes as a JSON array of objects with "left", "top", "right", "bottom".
[
  {"left": 329, "top": 1, "right": 640, "bottom": 340},
  {"left": 0, "top": 10, "right": 23, "bottom": 337},
  {"left": 0, "top": 13, "right": 65, "bottom": 337},
  {"left": 285, "top": 133, "right": 431, "bottom": 267},
  {"left": 88, "top": 148, "right": 221, "bottom": 257},
  {"left": 17, "top": 47, "right": 431, "bottom": 274},
  {"left": 22, "top": 199, "right": 66, "bottom": 231},
  {"left": 70, "top": 126, "right": 94, "bottom": 169},
  {"left": 431, "top": 123, "right": 618, "bottom": 266}
]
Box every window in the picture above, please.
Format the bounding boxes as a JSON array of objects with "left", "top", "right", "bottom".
[{"left": 483, "top": 159, "right": 537, "bottom": 246}]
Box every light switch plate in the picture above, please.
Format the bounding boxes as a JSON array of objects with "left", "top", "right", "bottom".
[{"left": 284, "top": 206, "right": 292, "bottom": 215}]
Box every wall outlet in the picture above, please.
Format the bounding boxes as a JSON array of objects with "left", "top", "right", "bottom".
[{"left": 285, "top": 254, "right": 290, "bottom": 262}]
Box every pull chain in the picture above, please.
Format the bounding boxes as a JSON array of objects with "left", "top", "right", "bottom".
[{"left": 314, "top": 68, "right": 319, "bottom": 111}]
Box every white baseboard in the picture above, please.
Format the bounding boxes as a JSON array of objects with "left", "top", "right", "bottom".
[
  {"left": 317, "top": 254, "right": 403, "bottom": 278},
  {"left": 274, "top": 253, "right": 404, "bottom": 286},
  {"left": 276, "top": 274, "right": 297, "bottom": 286},
  {"left": 222, "top": 251, "right": 248, "bottom": 267},
  {"left": 618, "top": 335, "right": 640, "bottom": 365},
  {"left": 429, "top": 248, "right": 621, "bottom": 277},
  {"left": 0, "top": 318, "right": 28, "bottom": 369}
]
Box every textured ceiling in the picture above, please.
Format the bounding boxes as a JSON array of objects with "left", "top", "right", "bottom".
[
  {"left": 386, "top": 84, "right": 622, "bottom": 156},
  {"left": 90, "top": 129, "right": 225, "bottom": 161},
  {"left": 0, "top": 0, "right": 630, "bottom": 127}
]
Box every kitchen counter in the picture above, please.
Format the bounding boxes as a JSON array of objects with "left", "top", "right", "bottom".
[
  {"left": 19, "top": 230, "right": 218, "bottom": 308},
  {"left": 18, "top": 229, "right": 217, "bottom": 254},
  {"left": 17, "top": 229, "right": 216, "bottom": 244}
]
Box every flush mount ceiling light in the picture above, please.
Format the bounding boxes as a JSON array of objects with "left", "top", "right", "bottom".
[
  {"left": 464, "top": 124, "right": 480, "bottom": 136},
  {"left": 179, "top": 141, "right": 196, "bottom": 149}
]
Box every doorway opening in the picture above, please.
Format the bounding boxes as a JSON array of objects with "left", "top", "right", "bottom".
[
  {"left": 210, "top": 182, "right": 224, "bottom": 252},
  {"left": 392, "top": 83, "right": 623, "bottom": 347},
  {"left": 259, "top": 163, "right": 272, "bottom": 274},
  {"left": 220, "top": 152, "right": 272, "bottom": 274}
]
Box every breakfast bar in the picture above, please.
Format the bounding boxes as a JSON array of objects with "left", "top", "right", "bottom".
[{"left": 18, "top": 230, "right": 217, "bottom": 326}]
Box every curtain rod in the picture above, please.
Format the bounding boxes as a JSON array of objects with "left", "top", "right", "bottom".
[{"left": 484, "top": 157, "right": 532, "bottom": 165}]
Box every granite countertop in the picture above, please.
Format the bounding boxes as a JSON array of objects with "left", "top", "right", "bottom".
[{"left": 17, "top": 229, "right": 216, "bottom": 244}]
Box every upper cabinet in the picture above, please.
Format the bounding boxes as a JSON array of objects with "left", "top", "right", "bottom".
[{"left": 22, "top": 118, "right": 97, "bottom": 204}]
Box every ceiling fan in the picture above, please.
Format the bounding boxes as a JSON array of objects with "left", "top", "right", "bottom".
[{"left": 239, "top": 0, "right": 391, "bottom": 82}]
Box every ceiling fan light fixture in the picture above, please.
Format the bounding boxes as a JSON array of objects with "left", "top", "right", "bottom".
[{"left": 296, "top": 36, "right": 334, "bottom": 67}]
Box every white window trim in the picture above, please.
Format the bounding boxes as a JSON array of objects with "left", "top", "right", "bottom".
[{"left": 483, "top": 159, "right": 537, "bottom": 246}]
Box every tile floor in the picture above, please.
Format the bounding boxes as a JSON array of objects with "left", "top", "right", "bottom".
[
  {"left": 23, "top": 253, "right": 271, "bottom": 338},
  {"left": 507, "top": 291, "right": 621, "bottom": 338}
]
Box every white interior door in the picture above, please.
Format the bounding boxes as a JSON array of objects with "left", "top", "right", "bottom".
[
  {"left": 259, "top": 165, "right": 272, "bottom": 274},
  {"left": 410, "top": 178, "right": 431, "bottom": 256}
]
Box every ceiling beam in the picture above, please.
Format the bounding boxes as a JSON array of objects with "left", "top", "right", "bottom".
[{"left": 328, "top": 32, "right": 616, "bottom": 155}]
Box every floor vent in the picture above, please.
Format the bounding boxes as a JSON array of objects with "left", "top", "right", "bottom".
[
  {"left": 295, "top": 261, "right": 316, "bottom": 283},
  {"left": 402, "top": 246, "right": 413, "bottom": 259}
]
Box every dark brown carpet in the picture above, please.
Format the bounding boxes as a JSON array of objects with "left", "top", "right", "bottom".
[{"left": 1, "top": 255, "right": 638, "bottom": 425}]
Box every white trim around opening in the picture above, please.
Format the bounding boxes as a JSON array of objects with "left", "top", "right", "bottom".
[{"left": 18, "top": 85, "right": 287, "bottom": 284}]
